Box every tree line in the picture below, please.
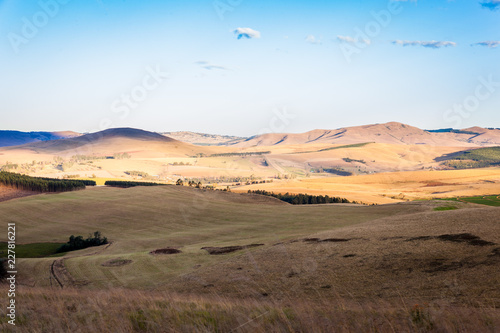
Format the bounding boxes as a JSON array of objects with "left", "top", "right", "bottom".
[
  {"left": 248, "top": 190, "right": 352, "bottom": 205},
  {"left": 0, "top": 171, "right": 95, "bottom": 192},
  {"left": 104, "top": 180, "right": 165, "bottom": 188}
]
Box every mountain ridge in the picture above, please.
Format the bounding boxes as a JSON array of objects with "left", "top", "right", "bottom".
[
  {"left": 233, "top": 122, "right": 500, "bottom": 147},
  {"left": 1, "top": 123, "right": 499, "bottom": 149}
]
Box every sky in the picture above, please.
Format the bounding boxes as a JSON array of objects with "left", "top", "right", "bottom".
[{"left": 0, "top": 0, "right": 499, "bottom": 136}]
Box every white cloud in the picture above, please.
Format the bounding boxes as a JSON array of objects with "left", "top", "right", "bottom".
[
  {"left": 195, "top": 61, "right": 230, "bottom": 71},
  {"left": 480, "top": 0, "right": 500, "bottom": 11},
  {"left": 233, "top": 27, "right": 261, "bottom": 39},
  {"left": 392, "top": 40, "right": 457, "bottom": 48},
  {"left": 305, "top": 35, "right": 322, "bottom": 45},
  {"left": 472, "top": 41, "right": 500, "bottom": 48},
  {"left": 337, "top": 35, "right": 371, "bottom": 45}
]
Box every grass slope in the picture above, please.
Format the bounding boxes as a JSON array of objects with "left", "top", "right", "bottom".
[
  {"left": 1, "top": 186, "right": 426, "bottom": 289},
  {"left": 0, "top": 186, "right": 499, "bottom": 332}
]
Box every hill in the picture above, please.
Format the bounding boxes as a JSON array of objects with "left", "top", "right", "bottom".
[
  {"left": 233, "top": 122, "right": 500, "bottom": 147},
  {"left": 0, "top": 127, "right": 212, "bottom": 158},
  {"left": 0, "top": 130, "right": 80, "bottom": 147},
  {"left": 2, "top": 186, "right": 499, "bottom": 331}
]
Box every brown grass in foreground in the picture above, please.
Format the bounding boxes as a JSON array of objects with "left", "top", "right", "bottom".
[{"left": 1, "top": 286, "right": 499, "bottom": 332}]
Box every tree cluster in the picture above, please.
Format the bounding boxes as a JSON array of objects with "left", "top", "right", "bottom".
[
  {"left": 248, "top": 190, "right": 351, "bottom": 205},
  {"left": 56, "top": 231, "right": 108, "bottom": 253}
]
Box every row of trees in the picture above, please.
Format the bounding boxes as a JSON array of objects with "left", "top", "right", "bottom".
[
  {"left": 248, "top": 190, "right": 352, "bottom": 205},
  {"left": 0, "top": 171, "right": 95, "bottom": 192},
  {"left": 209, "top": 151, "right": 271, "bottom": 157},
  {"left": 104, "top": 180, "right": 164, "bottom": 188},
  {"left": 56, "top": 231, "right": 108, "bottom": 253}
]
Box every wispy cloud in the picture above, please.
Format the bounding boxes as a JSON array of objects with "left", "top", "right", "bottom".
[
  {"left": 233, "top": 27, "right": 261, "bottom": 39},
  {"left": 337, "top": 35, "right": 371, "bottom": 45},
  {"left": 480, "top": 0, "right": 500, "bottom": 10},
  {"left": 392, "top": 40, "right": 457, "bottom": 49},
  {"left": 195, "top": 61, "right": 230, "bottom": 71},
  {"left": 472, "top": 41, "right": 500, "bottom": 48},
  {"left": 305, "top": 35, "right": 322, "bottom": 45}
]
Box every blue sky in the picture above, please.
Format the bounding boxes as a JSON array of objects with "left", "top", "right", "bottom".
[{"left": 0, "top": 0, "right": 499, "bottom": 135}]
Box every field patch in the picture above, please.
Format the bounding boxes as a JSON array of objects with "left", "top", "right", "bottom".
[
  {"left": 407, "top": 233, "right": 496, "bottom": 247},
  {"left": 303, "top": 237, "right": 350, "bottom": 243},
  {"left": 101, "top": 258, "right": 133, "bottom": 267},
  {"left": 0, "top": 242, "right": 65, "bottom": 258},
  {"left": 439, "top": 146, "right": 500, "bottom": 169},
  {"left": 433, "top": 206, "right": 458, "bottom": 211},
  {"left": 149, "top": 248, "right": 182, "bottom": 255},
  {"left": 438, "top": 195, "right": 500, "bottom": 207},
  {"left": 201, "top": 244, "right": 263, "bottom": 255}
]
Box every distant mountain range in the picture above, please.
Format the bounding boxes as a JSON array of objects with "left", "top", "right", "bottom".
[
  {"left": 1, "top": 123, "right": 499, "bottom": 149},
  {"left": 232, "top": 123, "right": 500, "bottom": 147},
  {"left": 0, "top": 130, "right": 80, "bottom": 148}
]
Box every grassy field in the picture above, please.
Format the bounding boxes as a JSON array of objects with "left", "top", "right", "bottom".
[
  {"left": 0, "top": 242, "right": 65, "bottom": 258},
  {"left": 433, "top": 205, "right": 458, "bottom": 211},
  {"left": 2, "top": 186, "right": 424, "bottom": 289},
  {"left": 233, "top": 168, "right": 500, "bottom": 204},
  {"left": 1, "top": 186, "right": 499, "bottom": 331},
  {"left": 2, "top": 287, "right": 499, "bottom": 332},
  {"left": 437, "top": 195, "right": 500, "bottom": 207}
]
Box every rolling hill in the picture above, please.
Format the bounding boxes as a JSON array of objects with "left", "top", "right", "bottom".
[
  {"left": 0, "top": 127, "right": 212, "bottom": 158},
  {"left": 1, "top": 185, "right": 498, "bottom": 331}
]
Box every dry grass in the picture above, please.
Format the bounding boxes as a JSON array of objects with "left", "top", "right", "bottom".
[
  {"left": 166, "top": 204, "right": 500, "bottom": 302},
  {"left": 233, "top": 168, "right": 500, "bottom": 204},
  {"left": 2, "top": 186, "right": 423, "bottom": 289},
  {"left": 1, "top": 186, "right": 499, "bottom": 332},
  {"left": 1, "top": 286, "right": 499, "bottom": 333}
]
